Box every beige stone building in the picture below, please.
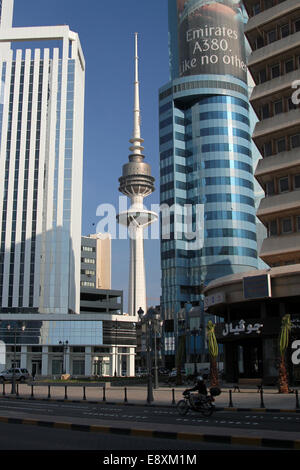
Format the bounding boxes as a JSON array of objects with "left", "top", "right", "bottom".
[
  {"left": 81, "top": 234, "right": 111, "bottom": 290},
  {"left": 204, "top": 0, "right": 300, "bottom": 385},
  {"left": 244, "top": 0, "right": 300, "bottom": 267}
]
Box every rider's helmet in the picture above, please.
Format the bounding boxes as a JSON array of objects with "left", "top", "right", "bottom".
[{"left": 196, "top": 375, "right": 204, "bottom": 383}]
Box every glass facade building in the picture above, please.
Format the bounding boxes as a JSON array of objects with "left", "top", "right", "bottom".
[{"left": 160, "top": 0, "right": 259, "bottom": 368}]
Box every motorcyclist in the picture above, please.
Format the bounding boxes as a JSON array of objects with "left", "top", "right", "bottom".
[{"left": 184, "top": 376, "right": 208, "bottom": 407}]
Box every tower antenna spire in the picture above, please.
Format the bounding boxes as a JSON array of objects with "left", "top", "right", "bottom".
[{"left": 129, "top": 32, "right": 144, "bottom": 158}]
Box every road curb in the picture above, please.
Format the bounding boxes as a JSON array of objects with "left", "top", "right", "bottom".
[
  {"left": 0, "top": 415, "right": 299, "bottom": 449},
  {"left": 0, "top": 394, "right": 299, "bottom": 413},
  {"left": 219, "top": 407, "right": 300, "bottom": 413}
]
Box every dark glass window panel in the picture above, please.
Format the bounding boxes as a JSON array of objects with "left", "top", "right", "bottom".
[
  {"left": 285, "top": 59, "right": 294, "bottom": 74},
  {"left": 291, "top": 134, "right": 300, "bottom": 148},
  {"left": 265, "top": 0, "right": 275, "bottom": 8},
  {"left": 279, "top": 177, "right": 289, "bottom": 193},
  {"left": 269, "top": 220, "right": 277, "bottom": 236},
  {"left": 276, "top": 138, "right": 286, "bottom": 153},
  {"left": 281, "top": 24, "right": 290, "bottom": 38},
  {"left": 294, "top": 175, "right": 300, "bottom": 189},
  {"left": 274, "top": 100, "right": 283, "bottom": 114},
  {"left": 267, "top": 30, "right": 276, "bottom": 44},
  {"left": 264, "top": 142, "right": 272, "bottom": 157},
  {"left": 253, "top": 3, "right": 261, "bottom": 15},
  {"left": 259, "top": 69, "right": 267, "bottom": 83},
  {"left": 266, "top": 180, "right": 275, "bottom": 196},
  {"left": 288, "top": 97, "right": 297, "bottom": 111},
  {"left": 294, "top": 19, "right": 300, "bottom": 33},
  {"left": 271, "top": 64, "right": 280, "bottom": 79},
  {"left": 282, "top": 218, "right": 292, "bottom": 233},
  {"left": 261, "top": 104, "right": 269, "bottom": 119},
  {"left": 256, "top": 35, "right": 264, "bottom": 49}
]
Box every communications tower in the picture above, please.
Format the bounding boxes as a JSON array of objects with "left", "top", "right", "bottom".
[{"left": 117, "top": 33, "right": 158, "bottom": 318}]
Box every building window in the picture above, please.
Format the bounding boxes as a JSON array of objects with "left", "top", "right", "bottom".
[
  {"left": 81, "top": 258, "right": 95, "bottom": 264},
  {"left": 267, "top": 30, "right": 276, "bottom": 44},
  {"left": 81, "top": 269, "right": 95, "bottom": 276},
  {"left": 52, "top": 360, "right": 62, "bottom": 375},
  {"left": 285, "top": 59, "right": 294, "bottom": 74},
  {"left": 252, "top": 3, "right": 261, "bottom": 15},
  {"left": 281, "top": 218, "right": 292, "bottom": 234},
  {"left": 72, "top": 361, "right": 85, "bottom": 375},
  {"left": 81, "top": 281, "right": 95, "bottom": 287},
  {"left": 271, "top": 64, "right": 280, "bottom": 79},
  {"left": 278, "top": 176, "right": 289, "bottom": 193},
  {"left": 280, "top": 24, "right": 290, "bottom": 38},
  {"left": 291, "top": 134, "right": 300, "bottom": 149},
  {"left": 294, "top": 174, "right": 300, "bottom": 189},
  {"left": 265, "top": 180, "right": 275, "bottom": 196},
  {"left": 256, "top": 35, "right": 264, "bottom": 49},
  {"left": 274, "top": 100, "right": 283, "bottom": 114},
  {"left": 294, "top": 19, "right": 300, "bottom": 33},
  {"left": 259, "top": 69, "right": 267, "bottom": 83},
  {"left": 264, "top": 142, "right": 272, "bottom": 157},
  {"left": 276, "top": 138, "right": 286, "bottom": 153},
  {"left": 52, "top": 347, "right": 63, "bottom": 353},
  {"left": 261, "top": 103, "right": 269, "bottom": 119},
  {"left": 296, "top": 216, "right": 300, "bottom": 232},
  {"left": 72, "top": 347, "right": 85, "bottom": 353},
  {"left": 288, "top": 97, "right": 297, "bottom": 111},
  {"left": 82, "top": 246, "right": 95, "bottom": 252},
  {"left": 265, "top": 0, "right": 275, "bottom": 7},
  {"left": 269, "top": 220, "right": 277, "bottom": 236}
]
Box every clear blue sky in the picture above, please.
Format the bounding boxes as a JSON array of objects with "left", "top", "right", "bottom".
[{"left": 13, "top": 0, "right": 170, "bottom": 311}]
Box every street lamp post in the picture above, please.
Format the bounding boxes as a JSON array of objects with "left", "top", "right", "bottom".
[
  {"left": 153, "top": 326, "right": 158, "bottom": 389},
  {"left": 138, "top": 307, "right": 161, "bottom": 400},
  {"left": 192, "top": 328, "right": 198, "bottom": 376},
  {"left": 59, "top": 341, "right": 69, "bottom": 375},
  {"left": 114, "top": 320, "right": 121, "bottom": 377},
  {"left": 152, "top": 316, "right": 163, "bottom": 389},
  {"left": 138, "top": 307, "right": 153, "bottom": 403},
  {"left": 7, "top": 323, "right": 26, "bottom": 395}
]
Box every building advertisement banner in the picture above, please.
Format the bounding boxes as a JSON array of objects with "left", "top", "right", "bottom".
[
  {"left": 176, "top": 0, "right": 247, "bottom": 82},
  {"left": 243, "top": 274, "right": 272, "bottom": 300}
]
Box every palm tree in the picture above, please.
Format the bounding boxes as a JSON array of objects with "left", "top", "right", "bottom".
[
  {"left": 206, "top": 320, "right": 219, "bottom": 387},
  {"left": 278, "top": 314, "right": 291, "bottom": 394}
]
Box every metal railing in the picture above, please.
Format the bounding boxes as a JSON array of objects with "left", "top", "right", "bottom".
[{"left": 0, "top": 381, "right": 299, "bottom": 409}]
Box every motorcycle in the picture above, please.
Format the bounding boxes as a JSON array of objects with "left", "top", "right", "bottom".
[{"left": 176, "top": 387, "right": 221, "bottom": 417}]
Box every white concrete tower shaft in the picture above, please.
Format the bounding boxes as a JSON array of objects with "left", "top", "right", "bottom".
[{"left": 118, "top": 33, "right": 157, "bottom": 318}]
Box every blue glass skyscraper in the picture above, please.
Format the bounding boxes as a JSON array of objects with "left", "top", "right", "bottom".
[{"left": 160, "top": 0, "right": 259, "bottom": 369}]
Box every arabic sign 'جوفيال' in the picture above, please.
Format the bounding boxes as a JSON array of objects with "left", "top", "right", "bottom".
[
  {"left": 176, "top": 0, "right": 247, "bottom": 82},
  {"left": 221, "top": 319, "right": 263, "bottom": 337}
]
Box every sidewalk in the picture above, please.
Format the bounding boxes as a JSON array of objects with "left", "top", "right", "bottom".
[{"left": 3, "top": 382, "right": 300, "bottom": 411}]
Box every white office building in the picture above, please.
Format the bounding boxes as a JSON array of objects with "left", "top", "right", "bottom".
[{"left": 0, "top": 0, "right": 85, "bottom": 315}]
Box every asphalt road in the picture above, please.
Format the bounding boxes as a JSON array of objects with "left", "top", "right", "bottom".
[
  {"left": 0, "top": 398, "right": 298, "bottom": 433},
  {"left": 0, "top": 421, "right": 265, "bottom": 452}
]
